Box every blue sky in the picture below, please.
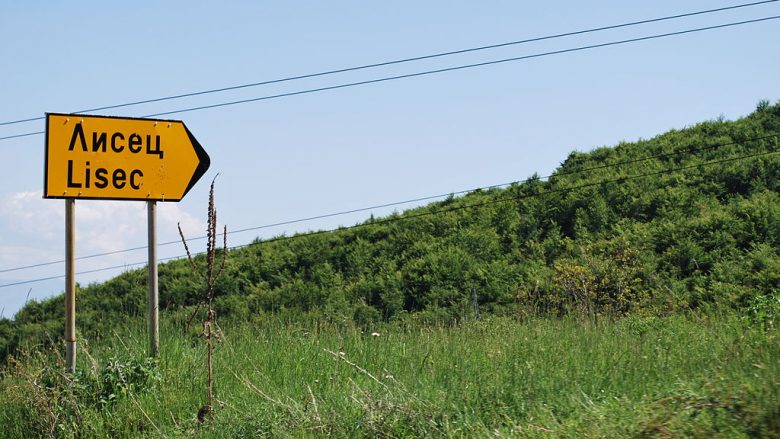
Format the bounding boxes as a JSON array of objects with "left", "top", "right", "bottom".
[{"left": 1, "top": 1, "right": 779, "bottom": 317}]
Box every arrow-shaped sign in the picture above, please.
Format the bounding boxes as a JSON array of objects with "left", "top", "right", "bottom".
[{"left": 44, "top": 113, "right": 210, "bottom": 201}]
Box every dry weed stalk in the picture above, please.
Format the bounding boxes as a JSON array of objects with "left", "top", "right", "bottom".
[{"left": 178, "top": 177, "right": 227, "bottom": 421}]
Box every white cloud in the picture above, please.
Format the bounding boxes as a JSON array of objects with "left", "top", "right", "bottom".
[
  {"left": 0, "top": 191, "right": 206, "bottom": 270},
  {"left": 159, "top": 203, "right": 204, "bottom": 240},
  {"left": 3, "top": 191, "right": 64, "bottom": 241},
  {"left": 1, "top": 190, "right": 210, "bottom": 317}
]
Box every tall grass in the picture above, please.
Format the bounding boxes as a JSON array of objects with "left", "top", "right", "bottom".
[{"left": 1, "top": 313, "right": 777, "bottom": 437}]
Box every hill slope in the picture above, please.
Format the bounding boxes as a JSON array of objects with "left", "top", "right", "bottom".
[{"left": 2, "top": 101, "right": 779, "bottom": 358}]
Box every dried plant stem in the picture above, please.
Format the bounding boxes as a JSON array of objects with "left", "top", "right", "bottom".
[
  {"left": 129, "top": 393, "right": 162, "bottom": 435},
  {"left": 205, "top": 310, "right": 215, "bottom": 411},
  {"left": 307, "top": 384, "right": 321, "bottom": 422},
  {"left": 323, "top": 349, "right": 389, "bottom": 390},
  {"left": 178, "top": 176, "right": 227, "bottom": 422}
]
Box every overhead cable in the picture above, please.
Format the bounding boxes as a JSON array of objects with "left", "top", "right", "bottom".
[
  {"left": 0, "top": 0, "right": 775, "bottom": 128},
  {"left": 1, "top": 14, "right": 779, "bottom": 141}
]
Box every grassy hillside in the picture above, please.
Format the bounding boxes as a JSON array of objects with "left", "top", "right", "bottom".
[
  {"left": 1, "top": 314, "right": 778, "bottom": 438},
  {"left": 2, "top": 102, "right": 780, "bottom": 359}
]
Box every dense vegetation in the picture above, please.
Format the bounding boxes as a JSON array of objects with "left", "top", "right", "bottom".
[{"left": 1, "top": 101, "right": 779, "bottom": 437}]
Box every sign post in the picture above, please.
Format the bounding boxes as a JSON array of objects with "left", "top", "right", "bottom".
[
  {"left": 65, "top": 199, "right": 76, "bottom": 373},
  {"left": 45, "top": 113, "right": 209, "bottom": 366},
  {"left": 148, "top": 201, "right": 159, "bottom": 357}
]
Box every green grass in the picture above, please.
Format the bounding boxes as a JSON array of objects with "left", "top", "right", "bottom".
[{"left": 1, "top": 313, "right": 778, "bottom": 438}]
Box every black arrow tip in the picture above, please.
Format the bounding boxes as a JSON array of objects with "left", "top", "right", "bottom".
[{"left": 182, "top": 124, "right": 210, "bottom": 200}]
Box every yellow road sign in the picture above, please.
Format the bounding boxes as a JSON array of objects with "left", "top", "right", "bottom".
[{"left": 45, "top": 113, "right": 210, "bottom": 201}]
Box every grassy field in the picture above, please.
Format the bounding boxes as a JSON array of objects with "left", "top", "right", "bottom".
[{"left": 1, "top": 313, "right": 778, "bottom": 438}]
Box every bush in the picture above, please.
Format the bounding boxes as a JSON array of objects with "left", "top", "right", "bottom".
[
  {"left": 745, "top": 292, "right": 780, "bottom": 331},
  {"left": 1, "top": 349, "right": 160, "bottom": 437}
]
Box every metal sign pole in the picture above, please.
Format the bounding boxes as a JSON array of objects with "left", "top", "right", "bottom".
[
  {"left": 65, "top": 199, "right": 76, "bottom": 372},
  {"left": 148, "top": 200, "right": 159, "bottom": 357}
]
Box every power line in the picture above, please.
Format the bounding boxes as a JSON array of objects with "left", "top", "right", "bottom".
[
  {"left": 0, "top": 131, "right": 41, "bottom": 141},
  {"left": 2, "top": 143, "right": 777, "bottom": 290},
  {"left": 0, "top": 0, "right": 775, "bottom": 129},
  {"left": 136, "top": 16, "right": 780, "bottom": 118},
  {"left": 2, "top": 132, "right": 775, "bottom": 275},
  {"left": 2, "top": 14, "right": 779, "bottom": 142}
]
